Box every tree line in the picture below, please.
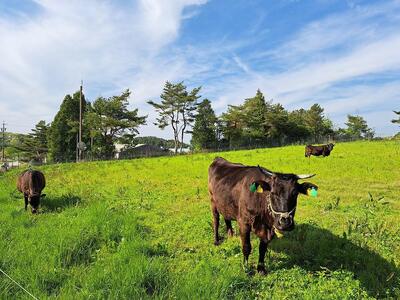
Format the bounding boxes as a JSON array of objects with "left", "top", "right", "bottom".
[{"left": 3, "top": 81, "right": 397, "bottom": 163}]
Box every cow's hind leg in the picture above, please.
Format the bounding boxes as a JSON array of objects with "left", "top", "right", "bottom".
[
  {"left": 225, "top": 219, "right": 234, "bottom": 237},
  {"left": 257, "top": 239, "right": 269, "bottom": 275},
  {"left": 211, "top": 205, "right": 220, "bottom": 245}
]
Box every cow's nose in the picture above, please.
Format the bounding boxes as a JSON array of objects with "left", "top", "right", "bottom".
[{"left": 278, "top": 216, "right": 292, "bottom": 228}]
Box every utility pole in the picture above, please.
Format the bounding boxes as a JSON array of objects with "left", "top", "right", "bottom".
[
  {"left": 76, "top": 133, "right": 79, "bottom": 163},
  {"left": 1, "top": 121, "right": 5, "bottom": 162},
  {"left": 78, "top": 80, "right": 84, "bottom": 162}
]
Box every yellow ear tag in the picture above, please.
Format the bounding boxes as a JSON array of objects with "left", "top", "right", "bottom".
[
  {"left": 274, "top": 227, "right": 284, "bottom": 238},
  {"left": 256, "top": 185, "right": 263, "bottom": 193}
]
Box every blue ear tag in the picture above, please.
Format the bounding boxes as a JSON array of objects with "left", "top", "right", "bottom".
[{"left": 307, "top": 187, "right": 318, "bottom": 197}]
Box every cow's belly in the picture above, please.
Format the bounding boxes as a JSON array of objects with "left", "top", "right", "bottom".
[{"left": 212, "top": 194, "right": 238, "bottom": 220}]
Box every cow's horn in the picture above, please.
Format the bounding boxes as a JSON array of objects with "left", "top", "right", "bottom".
[
  {"left": 296, "top": 174, "right": 316, "bottom": 179},
  {"left": 258, "top": 165, "right": 273, "bottom": 176}
]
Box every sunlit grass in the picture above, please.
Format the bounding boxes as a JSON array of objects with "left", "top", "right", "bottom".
[{"left": 0, "top": 140, "right": 399, "bottom": 299}]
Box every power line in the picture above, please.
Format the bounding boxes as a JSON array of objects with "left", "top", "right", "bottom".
[{"left": 0, "top": 268, "right": 38, "bottom": 300}]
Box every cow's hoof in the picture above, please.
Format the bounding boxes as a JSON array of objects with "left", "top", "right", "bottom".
[
  {"left": 227, "top": 229, "right": 234, "bottom": 237},
  {"left": 243, "top": 266, "right": 255, "bottom": 276},
  {"left": 257, "top": 265, "right": 267, "bottom": 275},
  {"left": 214, "top": 239, "right": 221, "bottom": 246}
]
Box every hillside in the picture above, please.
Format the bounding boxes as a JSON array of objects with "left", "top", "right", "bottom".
[{"left": 0, "top": 141, "right": 399, "bottom": 299}]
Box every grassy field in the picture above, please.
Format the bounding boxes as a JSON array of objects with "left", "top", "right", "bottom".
[{"left": 0, "top": 141, "right": 399, "bottom": 299}]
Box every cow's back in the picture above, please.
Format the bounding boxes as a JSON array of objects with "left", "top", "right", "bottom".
[
  {"left": 209, "top": 158, "right": 263, "bottom": 221},
  {"left": 17, "top": 170, "right": 45, "bottom": 196}
]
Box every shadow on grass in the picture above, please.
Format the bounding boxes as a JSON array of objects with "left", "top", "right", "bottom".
[
  {"left": 270, "top": 224, "right": 399, "bottom": 298},
  {"left": 41, "top": 194, "right": 83, "bottom": 212}
]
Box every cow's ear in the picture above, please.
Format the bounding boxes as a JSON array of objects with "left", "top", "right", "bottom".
[
  {"left": 40, "top": 194, "right": 46, "bottom": 198},
  {"left": 250, "top": 181, "right": 271, "bottom": 193},
  {"left": 298, "top": 182, "right": 318, "bottom": 195}
]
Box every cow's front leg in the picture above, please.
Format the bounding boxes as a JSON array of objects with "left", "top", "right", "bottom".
[
  {"left": 239, "top": 223, "right": 252, "bottom": 269},
  {"left": 24, "top": 194, "right": 28, "bottom": 211},
  {"left": 211, "top": 205, "right": 220, "bottom": 245},
  {"left": 257, "top": 239, "right": 269, "bottom": 275}
]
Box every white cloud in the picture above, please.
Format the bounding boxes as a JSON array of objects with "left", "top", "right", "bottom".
[
  {"left": 1, "top": 0, "right": 399, "bottom": 140},
  {"left": 0, "top": 0, "right": 207, "bottom": 137},
  {"left": 201, "top": 1, "right": 400, "bottom": 136}
]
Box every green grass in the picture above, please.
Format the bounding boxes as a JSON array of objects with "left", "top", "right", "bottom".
[{"left": 0, "top": 141, "right": 399, "bottom": 299}]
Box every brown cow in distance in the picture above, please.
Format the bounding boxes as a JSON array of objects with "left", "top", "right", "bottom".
[
  {"left": 305, "top": 143, "right": 334, "bottom": 158},
  {"left": 17, "top": 170, "right": 46, "bottom": 213},
  {"left": 208, "top": 157, "right": 317, "bottom": 274}
]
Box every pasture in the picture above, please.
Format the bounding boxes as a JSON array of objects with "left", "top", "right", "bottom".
[{"left": 0, "top": 141, "right": 399, "bottom": 299}]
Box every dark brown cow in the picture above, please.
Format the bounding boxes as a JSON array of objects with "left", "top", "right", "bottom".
[
  {"left": 17, "top": 170, "right": 46, "bottom": 213},
  {"left": 305, "top": 143, "right": 334, "bottom": 158},
  {"left": 208, "top": 157, "right": 317, "bottom": 274}
]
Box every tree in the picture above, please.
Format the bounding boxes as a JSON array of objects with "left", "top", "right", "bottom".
[
  {"left": 216, "top": 92, "right": 336, "bottom": 148},
  {"left": 191, "top": 99, "right": 217, "bottom": 150},
  {"left": 48, "top": 92, "right": 88, "bottom": 162},
  {"left": 392, "top": 110, "right": 400, "bottom": 127},
  {"left": 221, "top": 105, "right": 245, "bottom": 149},
  {"left": 265, "top": 103, "right": 290, "bottom": 145},
  {"left": 305, "top": 104, "right": 333, "bottom": 142},
  {"left": 16, "top": 121, "right": 50, "bottom": 162},
  {"left": 242, "top": 89, "right": 268, "bottom": 142},
  {"left": 345, "top": 114, "right": 374, "bottom": 139},
  {"left": 287, "top": 109, "right": 312, "bottom": 142},
  {"left": 148, "top": 81, "right": 201, "bottom": 154},
  {"left": 87, "top": 89, "right": 147, "bottom": 159}
]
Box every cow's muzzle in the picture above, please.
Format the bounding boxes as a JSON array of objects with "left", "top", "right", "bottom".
[{"left": 275, "top": 216, "right": 294, "bottom": 231}]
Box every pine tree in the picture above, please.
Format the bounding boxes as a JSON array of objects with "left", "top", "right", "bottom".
[
  {"left": 392, "top": 110, "right": 400, "bottom": 126},
  {"left": 265, "top": 103, "right": 289, "bottom": 145},
  {"left": 305, "top": 104, "right": 333, "bottom": 142},
  {"left": 48, "top": 92, "right": 87, "bottom": 162},
  {"left": 221, "top": 105, "right": 245, "bottom": 149},
  {"left": 87, "top": 89, "right": 146, "bottom": 159},
  {"left": 345, "top": 114, "right": 374, "bottom": 139},
  {"left": 28, "top": 120, "right": 49, "bottom": 161},
  {"left": 287, "top": 109, "right": 312, "bottom": 142},
  {"left": 191, "top": 99, "right": 217, "bottom": 150},
  {"left": 148, "top": 81, "right": 201, "bottom": 154},
  {"left": 242, "top": 89, "right": 268, "bottom": 142},
  {"left": 13, "top": 121, "right": 49, "bottom": 162}
]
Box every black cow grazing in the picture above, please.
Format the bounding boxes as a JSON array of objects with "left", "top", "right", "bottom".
[
  {"left": 305, "top": 143, "right": 334, "bottom": 158},
  {"left": 208, "top": 157, "right": 317, "bottom": 274},
  {"left": 17, "top": 170, "right": 46, "bottom": 213}
]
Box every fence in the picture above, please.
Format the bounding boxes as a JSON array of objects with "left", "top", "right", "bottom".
[{"left": 0, "top": 136, "right": 381, "bottom": 169}]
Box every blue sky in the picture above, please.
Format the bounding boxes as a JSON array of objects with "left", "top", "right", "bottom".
[{"left": 0, "top": 0, "right": 399, "bottom": 139}]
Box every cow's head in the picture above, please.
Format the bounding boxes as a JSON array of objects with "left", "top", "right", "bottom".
[
  {"left": 327, "top": 143, "right": 335, "bottom": 151},
  {"left": 252, "top": 167, "right": 317, "bottom": 232},
  {"left": 28, "top": 193, "right": 45, "bottom": 214}
]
